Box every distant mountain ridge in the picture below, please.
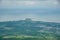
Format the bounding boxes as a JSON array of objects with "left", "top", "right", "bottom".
[{"left": 0, "top": 18, "right": 60, "bottom": 36}]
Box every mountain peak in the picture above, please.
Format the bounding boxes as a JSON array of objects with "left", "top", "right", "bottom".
[{"left": 25, "top": 18, "right": 32, "bottom": 21}]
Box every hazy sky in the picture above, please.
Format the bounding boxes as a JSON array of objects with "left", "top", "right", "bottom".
[{"left": 0, "top": 0, "right": 60, "bottom": 23}]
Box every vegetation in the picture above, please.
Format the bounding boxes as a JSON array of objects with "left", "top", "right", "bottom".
[
  {"left": 0, "top": 33, "right": 60, "bottom": 40},
  {"left": 0, "top": 18, "right": 60, "bottom": 40}
]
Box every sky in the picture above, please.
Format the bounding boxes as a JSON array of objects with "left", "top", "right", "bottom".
[{"left": 0, "top": 0, "right": 60, "bottom": 23}]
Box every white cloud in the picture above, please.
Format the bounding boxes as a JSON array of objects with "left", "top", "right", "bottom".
[
  {"left": 0, "top": 0, "right": 59, "bottom": 8},
  {"left": 23, "top": 1, "right": 35, "bottom": 6}
]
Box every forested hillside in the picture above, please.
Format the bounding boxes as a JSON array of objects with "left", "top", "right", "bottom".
[{"left": 0, "top": 18, "right": 60, "bottom": 40}]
